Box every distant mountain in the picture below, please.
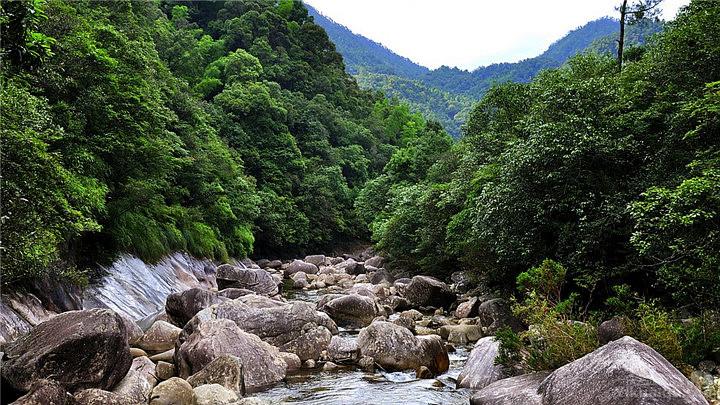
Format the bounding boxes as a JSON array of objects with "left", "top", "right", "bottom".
[{"left": 307, "top": 4, "right": 662, "bottom": 136}]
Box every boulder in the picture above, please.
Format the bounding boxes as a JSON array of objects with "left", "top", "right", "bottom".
[
  {"left": 149, "top": 377, "right": 193, "bottom": 405},
  {"left": 457, "top": 337, "right": 503, "bottom": 389},
  {"left": 215, "top": 264, "right": 278, "bottom": 296},
  {"left": 130, "top": 355, "right": 158, "bottom": 387},
  {"left": 598, "top": 316, "right": 631, "bottom": 345},
  {"left": 364, "top": 256, "right": 384, "bottom": 268},
  {"left": 285, "top": 260, "right": 318, "bottom": 276},
  {"left": 1, "top": 309, "right": 131, "bottom": 392},
  {"left": 165, "top": 289, "right": 228, "bottom": 328},
  {"left": 477, "top": 298, "right": 523, "bottom": 334},
  {"left": 193, "top": 384, "right": 239, "bottom": 405},
  {"left": 112, "top": 370, "right": 152, "bottom": 404},
  {"left": 357, "top": 321, "right": 449, "bottom": 375},
  {"left": 186, "top": 355, "right": 244, "bottom": 395},
  {"left": 343, "top": 259, "right": 366, "bottom": 276},
  {"left": 119, "top": 313, "right": 144, "bottom": 347},
  {"left": 176, "top": 319, "right": 286, "bottom": 391},
  {"left": 291, "top": 271, "right": 309, "bottom": 289},
  {"left": 538, "top": 336, "right": 708, "bottom": 405},
  {"left": 73, "top": 389, "right": 134, "bottom": 405},
  {"left": 326, "top": 336, "right": 360, "bottom": 362},
  {"left": 183, "top": 297, "right": 336, "bottom": 361},
  {"left": 470, "top": 372, "right": 550, "bottom": 405},
  {"left": 10, "top": 379, "right": 70, "bottom": 405},
  {"left": 438, "top": 324, "right": 483, "bottom": 344},
  {"left": 369, "top": 269, "right": 395, "bottom": 285},
  {"left": 403, "top": 276, "right": 456, "bottom": 309},
  {"left": 255, "top": 259, "right": 270, "bottom": 268},
  {"left": 455, "top": 297, "right": 481, "bottom": 318},
  {"left": 266, "top": 260, "right": 283, "bottom": 269},
  {"left": 320, "top": 294, "right": 379, "bottom": 328},
  {"left": 150, "top": 349, "right": 175, "bottom": 363},
  {"left": 139, "top": 320, "right": 182, "bottom": 352},
  {"left": 155, "top": 362, "right": 175, "bottom": 381},
  {"left": 279, "top": 352, "right": 302, "bottom": 372},
  {"left": 392, "top": 315, "right": 415, "bottom": 332},
  {"left": 218, "top": 288, "right": 255, "bottom": 299},
  {"left": 304, "top": 255, "right": 327, "bottom": 266},
  {"left": 385, "top": 296, "right": 412, "bottom": 312}
]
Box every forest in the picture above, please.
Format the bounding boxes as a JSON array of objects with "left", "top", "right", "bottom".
[{"left": 1, "top": 0, "right": 719, "bottom": 384}]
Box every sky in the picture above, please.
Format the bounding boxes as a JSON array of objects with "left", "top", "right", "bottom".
[{"left": 304, "top": 0, "right": 691, "bottom": 71}]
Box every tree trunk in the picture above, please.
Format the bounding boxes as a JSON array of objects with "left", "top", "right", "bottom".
[{"left": 618, "top": 0, "right": 628, "bottom": 72}]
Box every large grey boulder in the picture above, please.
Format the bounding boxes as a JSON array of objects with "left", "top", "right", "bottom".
[
  {"left": 304, "top": 255, "right": 327, "bottom": 266},
  {"left": 215, "top": 264, "right": 278, "bottom": 296},
  {"left": 538, "top": 336, "right": 708, "bottom": 405},
  {"left": 2, "top": 309, "right": 132, "bottom": 392},
  {"left": 357, "top": 321, "right": 449, "bottom": 375},
  {"left": 165, "top": 288, "right": 228, "bottom": 328},
  {"left": 319, "top": 294, "right": 379, "bottom": 329},
  {"left": 369, "top": 269, "right": 394, "bottom": 285},
  {"left": 138, "top": 320, "right": 182, "bottom": 352},
  {"left": 10, "top": 379, "right": 71, "bottom": 405},
  {"left": 455, "top": 296, "right": 481, "bottom": 318},
  {"left": 182, "top": 296, "right": 336, "bottom": 361},
  {"left": 477, "top": 298, "right": 523, "bottom": 334},
  {"left": 364, "top": 256, "right": 384, "bottom": 268},
  {"left": 176, "top": 319, "right": 286, "bottom": 391},
  {"left": 149, "top": 377, "right": 193, "bottom": 405},
  {"left": 403, "top": 276, "right": 456, "bottom": 309},
  {"left": 438, "top": 324, "right": 483, "bottom": 344},
  {"left": 326, "top": 336, "right": 360, "bottom": 362},
  {"left": 186, "top": 355, "right": 244, "bottom": 395},
  {"left": 285, "top": 260, "right": 318, "bottom": 276},
  {"left": 457, "top": 337, "right": 503, "bottom": 389},
  {"left": 112, "top": 370, "right": 152, "bottom": 404},
  {"left": 470, "top": 372, "right": 549, "bottom": 405},
  {"left": 193, "top": 384, "right": 239, "bottom": 405}
]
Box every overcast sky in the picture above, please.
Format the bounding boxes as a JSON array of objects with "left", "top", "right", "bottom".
[{"left": 304, "top": 0, "right": 690, "bottom": 70}]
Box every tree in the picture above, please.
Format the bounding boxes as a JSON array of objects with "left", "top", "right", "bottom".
[{"left": 617, "top": 0, "right": 663, "bottom": 71}]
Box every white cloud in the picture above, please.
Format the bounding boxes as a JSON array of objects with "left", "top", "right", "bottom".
[{"left": 304, "top": 0, "right": 690, "bottom": 70}]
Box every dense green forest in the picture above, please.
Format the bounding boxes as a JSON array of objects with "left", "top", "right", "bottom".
[{"left": 1, "top": 0, "right": 449, "bottom": 284}]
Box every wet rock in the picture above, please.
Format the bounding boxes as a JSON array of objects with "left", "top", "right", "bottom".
[
  {"left": 320, "top": 294, "right": 379, "bottom": 328},
  {"left": 156, "top": 362, "right": 175, "bottom": 381},
  {"left": 457, "top": 337, "right": 503, "bottom": 389},
  {"left": 455, "top": 297, "right": 481, "bottom": 318},
  {"left": 165, "top": 289, "right": 228, "bottom": 328},
  {"left": 477, "top": 298, "right": 523, "bottom": 334},
  {"left": 73, "top": 389, "right": 134, "bottom": 405},
  {"left": 139, "top": 320, "right": 182, "bottom": 352},
  {"left": 369, "top": 269, "right": 395, "bottom": 285},
  {"left": 359, "top": 356, "right": 375, "bottom": 372},
  {"left": 326, "top": 336, "right": 360, "bottom": 362},
  {"left": 470, "top": 372, "right": 550, "bottom": 405},
  {"left": 149, "top": 377, "right": 193, "bottom": 405},
  {"left": 323, "top": 361, "right": 340, "bottom": 372},
  {"left": 438, "top": 324, "right": 483, "bottom": 344},
  {"left": 304, "top": 255, "right": 327, "bottom": 266},
  {"left": 538, "top": 336, "right": 708, "bottom": 405},
  {"left": 598, "top": 316, "right": 630, "bottom": 345},
  {"left": 357, "top": 321, "right": 449, "bottom": 375},
  {"left": 279, "top": 352, "right": 302, "bottom": 372},
  {"left": 193, "top": 384, "right": 239, "bottom": 405},
  {"left": 215, "top": 265, "right": 278, "bottom": 296},
  {"left": 11, "top": 379, "right": 70, "bottom": 405},
  {"left": 186, "top": 355, "right": 245, "bottom": 395},
  {"left": 416, "top": 366, "right": 433, "bottom": 379},
  {"left": 112, "top": 369, "right": 152, "bottom": 404},
  {"left": 285, "top": 260, "right": 319, "bottom": 276},
  {"left": 1, "top": 309, "right": 131, "bottom": 392},
  {"left": 403, "top": 276, "right": 456, "bottom": 309},
  {"left": 176, "top": 319, "right": 286, "bottom": 391},
  {"left": 303, "top": 359, "right": 316, "bottom": 369},
  {"left": 364, "top": 256, "right": 384, "bottom": 268}
]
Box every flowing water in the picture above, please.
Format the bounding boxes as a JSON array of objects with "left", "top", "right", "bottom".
[{"left": 252, "top": 289, "right": 473, "bottom": 405}]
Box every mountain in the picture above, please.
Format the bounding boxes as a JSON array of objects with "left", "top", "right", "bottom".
[{"left": 307, "top": 5, "right": 662, "bottom": 136}]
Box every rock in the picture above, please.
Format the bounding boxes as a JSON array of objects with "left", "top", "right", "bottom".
[
  {"left": 357, "top": 321, "right": 449, "bottom": 375},
  {"left": 11, "top": 379, "right": 70, "bottom": 405},
  {"left": 184, "top": 297, "right": 336, "bottom": 361},
  {"left": 236, "top": 399, "right": 274, "bottom": 405},
  {"left": 218, "top": 288, "right": 255, "bottom": 299},
  {"left": 176, "top": 319, "right": 286, "bottom": 391},
  {"left": 359, "top": 356, "right": 375, "bottom": 372},
  {"left": 690, "top": 369, "right": 720, "bottom": 401},
  {"left": 130, "top": 347, "right": 148, "bottom": 358},
  {"left": 119, "top": 313, "right": 144, "bottom": 347},
  {"left": 150, "top": 349, "right": 175, "bottom": 363},
  {"left": 285, "top": 260, "right": 319, "bottom": 276},
  {"left": 291, "top": 271, "right": 309, "bottom": 289},
  {"left": 416, "top": 366, "right": 433, "bottom": 379},
  {"left": 355, "top": 274, "right": 369, "bottom": 283},
  {"left": 477, "top": 298, "right": 523, "bottom": 334},
  {"left": 156, "top": 362, "right": 175, "bottom": 381},
  {"left": 266, "top": 260, "right": 283, "bottom": 269},
  {"left": 186, "top": 355, "right": 244, "bottom": 395},
  {"left": 457, "top": 337, "right": 503, "bottom": 389},
  {"left": 112, "top": 370, "right": 152, "bottom": 404},
  {"left": 320, "top": 294, "right": 379, "bottom": 328},
  {"left": 304, "top": 255, "right": 327, "bottom": 266},
  {"left": 438, "top": 324, "right": 483, "bottom": 344},
  {"left": 403, "top": 276, "right": 456, "bottom": 309},
  {"left": 73, "top": 389, "right": 134, "bottom": 405},
  {"left": 149, "top": 377, "right": 193, "bottom": 405},
  {"left": 344, "top": 259, "right": 366, "bottom": 276},
  {"left": 326, "top": 336, "right": 360, "bottom": 362},
  {"left": 255, "top": 259, "right": 270, "bottom": 268},
  {"left": 369, "top": 269, "right": 395, "bottom": 285},
  {"left": 400, "top": 309, "right": 423, "bottom": 321},
  {"left": 455, "top": 297, "right": 481, "bottom": 318},
  {"left": 215, "top": 265, "right": 278, "bottom": 296},
  {"left": 193, "top": 384, "right": 239, "bottom": 405},
  {"left": 323, "top": 361, "right": 340, "bottom": 372},
  {"left": 279, "top": 352, "right": 302, "bottom": 372},
  {"left": 392, "top": 315, "right": 415, "bottom": 332},
  {"left": 131, "top": 355, "right": 158, "bottom": 387},
  {"left": 598, "top": 316, "right": 630, "bottom": 344},
  {"left": 1, "top": 309, "right": 132, "bottom": 392},
  {"left": 538, "top": 336, "right": 708, "bottom": 405},
  {"left": 469, "top": 372, "right": 550, "bottom": 405},
  {"left": 165, "top": 289, "right": 228, "bottom": 328},
  {"left": 139, "top": 320, "right": 182, "bottom": 352},
  {"left": 364, "top": 256, "right": 384, "bottom": 268},
  {"left": 303, "top": 359, "right": 316, "bottom": 369},
  {"left": 385, "top": 296, "right": 412, "bottom": 312}
]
